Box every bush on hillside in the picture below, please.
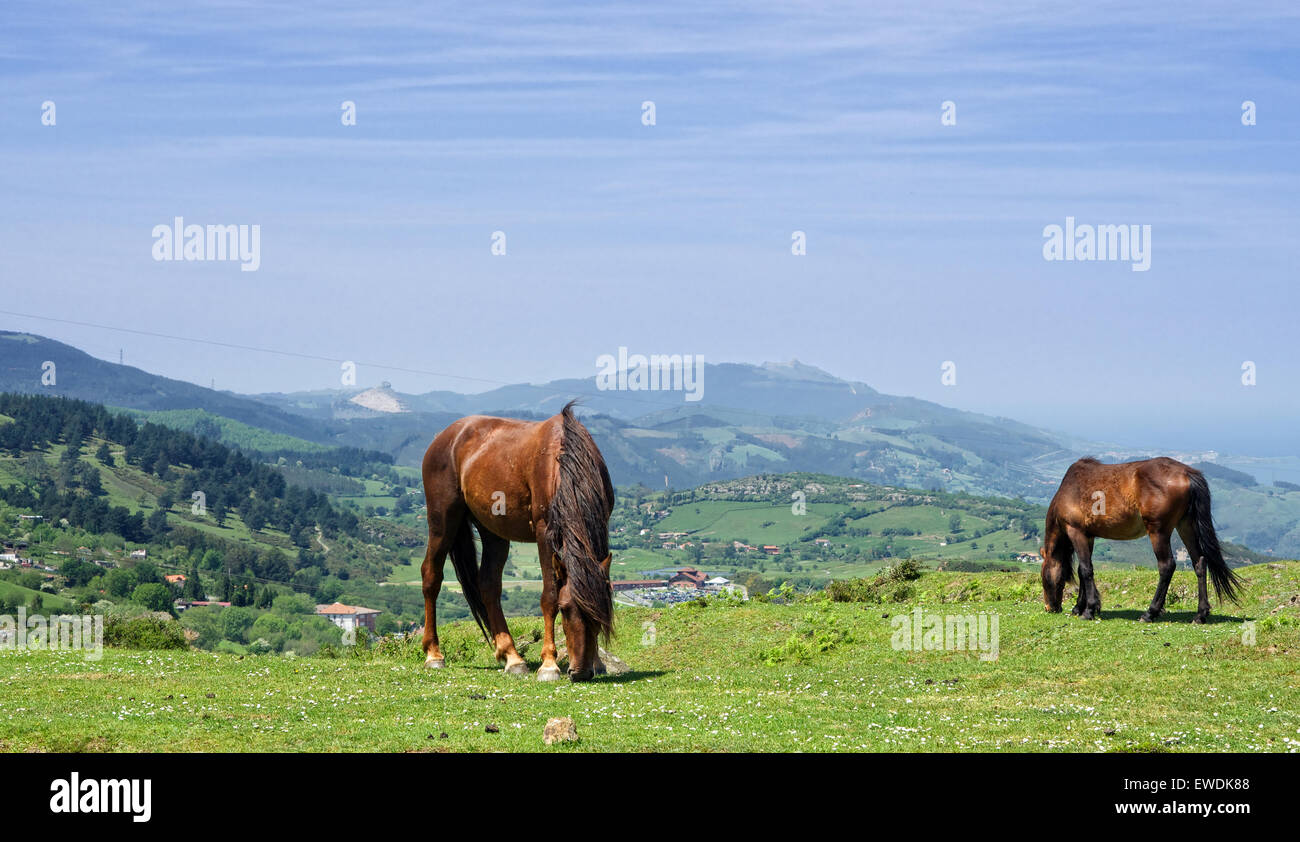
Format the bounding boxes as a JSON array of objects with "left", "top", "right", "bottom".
[
  {"left": 103, "top": 613, "right": 188, "bottom": 650},
  {"left": 825, "top": 558, "right": 923, "bottom": 604}
]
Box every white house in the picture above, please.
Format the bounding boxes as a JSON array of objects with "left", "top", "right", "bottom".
[{"left": 315, "top": 602, "right": 381, "bottom": 633}]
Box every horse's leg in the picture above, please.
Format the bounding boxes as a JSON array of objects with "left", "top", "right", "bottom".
[
  {"left": 535, "top": 529, "right": 562, "bottom": 681},
  {"left": 590, "top": 554, "right": 612, "bottom": 676},
  {"left": 1070, "top": 571, "right": 1087, "bottom": 616},
  {"left": 1068, "top": 536, "right": 1090, "bottom": 616},
  {"left": 478, "top": 531, "right": 527, "bottom": 675},
  {"left": 1067, "top": 526, "right": 1099, "bottom": 619},
  {"left": 1140, "top": 528, "right": 1176, "bottom": 622},
  {"left": 1176, "top": 520, "right": 1212, "bottom": 623},
  {"left": 420, "top": 516, "right": 455, "bottom": 668}
]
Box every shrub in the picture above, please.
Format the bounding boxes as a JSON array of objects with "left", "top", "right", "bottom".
[
  {"left": 826, "top": 559, "right": 923, "bottom": 604},
  {"left": 104, "top": 614, "right": 188, "bottom": 650},
  {"left": 757, "top": 607, "right": 853, "bottom": 665},
  {"left": 131, "top": 582, "right": 173, "bottom": 613}
]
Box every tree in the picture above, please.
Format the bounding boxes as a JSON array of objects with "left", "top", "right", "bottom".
[
  {"left": 183, "top": 564, "right": 203, "bottom": 600},
  {"left": 131, "top": 582, "right": 172, "bottom": 613},
  {"left": 146, "top": 508, "right": 169, "bottom": 536},
  {"left": 220, "top": 607, "right": 255, "bottom": 644},
  {"left": 105, "top": 567, "right": 138, "bottom": 599},
  {"left": 95, "top": 442, "right": 113, "bottom": 465},
  {"left": 82, "top": 466, "right": 105, "bottom": 496},
  {"left": 60, "top": 559, "right": 99, "bottom": 588}
]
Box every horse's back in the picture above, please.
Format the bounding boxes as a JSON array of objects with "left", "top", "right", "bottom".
[
  {"left": 1053, "top": 456, "right": 1193, "bottom": 537},
  {"left": 422, "top": 412, "right": 564, "bottom": 540}
]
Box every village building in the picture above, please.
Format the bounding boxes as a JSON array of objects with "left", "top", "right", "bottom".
[
  {"left": 668, "top": 567, "right": 709, "bottom": 588},
  {"left": 174, "top": 599, "right": 232, "bottom": 611},
  {"left": 612, "top": 579, "right": 668, "bottom": 592},
  {"left": 315, "top": 602, "right": 381, "bottom": 633}
]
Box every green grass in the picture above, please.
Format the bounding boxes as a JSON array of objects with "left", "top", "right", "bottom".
[
  {"left": 0, "top": 580, "right": 72, "bottom": 611},
  {"left": 1, "top": 563, "right": 1296, "bottom": 752}
]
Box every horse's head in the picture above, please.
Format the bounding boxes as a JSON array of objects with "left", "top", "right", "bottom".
[
  {"left": 557, "top": 554, "right": 612, "bottom": 682},
  {"left": 1039, "top": 524, "right": 1073, "bottom": 612}
]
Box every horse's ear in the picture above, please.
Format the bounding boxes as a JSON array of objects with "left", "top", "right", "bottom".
[{"left": 600, "top": 554, "right": 612, "bottom": 575}]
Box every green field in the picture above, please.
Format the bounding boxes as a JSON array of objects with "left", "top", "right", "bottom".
[
  {"left": 0, "top": 580, "right": 72, "bottom": 612},
  {"left": 2, "top": 563, "right": 1296, "bottom": 752}
]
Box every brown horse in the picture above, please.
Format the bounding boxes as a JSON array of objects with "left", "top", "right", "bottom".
[
  {"left": 1041, "top": 457, "right": 1241, "bottom": 623},
  {"left": 419, "top": 401, "right": 615, "bottom": 681}
]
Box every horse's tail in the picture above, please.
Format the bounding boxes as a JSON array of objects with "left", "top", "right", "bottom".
[
  {"left": 1185, "top": 469, "right": 1242, "bottom": 604},
  {"left": 546, "top": 401, "right": 615, "bottom": 642},
  {"left": 448, "top": 515, "right": 491, "bottom": 641}
]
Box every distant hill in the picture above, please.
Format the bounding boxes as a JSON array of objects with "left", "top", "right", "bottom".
[
  {"left": 253, "top": 357, "right": 1093, "bottom": 499},
  {"left": 1192, "top": 461, "right": 1257, "bottom": 487},
  {"left": 5, "top": 330, "right": 1296, "bottom": 556},
  {"left": 0, "top": 332, "right": 337, "bottom": 444}
]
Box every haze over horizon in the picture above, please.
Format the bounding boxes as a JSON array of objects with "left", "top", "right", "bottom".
[{"left": 2, "top": 1, "right": 1297, "bottom": 456}]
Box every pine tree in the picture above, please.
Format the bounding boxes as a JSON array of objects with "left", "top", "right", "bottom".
[{"left": 184, "top": 564, "right": 203, "bottom": 600}]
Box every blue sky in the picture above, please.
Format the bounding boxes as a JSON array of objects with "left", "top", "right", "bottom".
[{"left": 1, "top": 1, "right": 1297, "bottom": 454}]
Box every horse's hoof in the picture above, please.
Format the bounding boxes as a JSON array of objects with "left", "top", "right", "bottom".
[
  {"left": 424, "top": 658, "right": 445, "bottom": 669},
  {"left": 1192, "top": 616, "right": 1207, "bottom": 625},
  {"left": 537, "top": 665, "right": 562, "bottom": 682},
  {"left": 504, "top": 661, "right": 529, "bottom": 677},
  {"left": 1139, "top": 612, "right": 1153, "bottom": 623}
]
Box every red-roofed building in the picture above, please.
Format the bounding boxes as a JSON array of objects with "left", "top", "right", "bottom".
[
  {"left": 668, "top": 567, "right": 708, "bottom": 589},
  {"left": 316, "top": 602, "right": 381, "bottom": 633}
]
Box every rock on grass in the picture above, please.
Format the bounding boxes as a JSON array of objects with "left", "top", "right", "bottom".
[{"left": 544, "top": 717, "right": 578, "bottom": 745}]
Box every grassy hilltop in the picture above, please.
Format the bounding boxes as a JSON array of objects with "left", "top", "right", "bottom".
[{"left": 2, "top": 562, "right": 1297, "bottom": 753}]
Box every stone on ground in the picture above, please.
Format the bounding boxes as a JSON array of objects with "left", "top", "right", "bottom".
[{"left": 544, "top": 716, "right": 578, "bottom": 745}]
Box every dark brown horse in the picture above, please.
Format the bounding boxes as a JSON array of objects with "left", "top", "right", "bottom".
[
  {"left": 1041, "top": 457, "right": 1241, "bottom": 623},
  {"left": 419, "top": 401, "right": 615, "bottom": 681}
]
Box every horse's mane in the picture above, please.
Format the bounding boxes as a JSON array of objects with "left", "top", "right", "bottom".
[{"left": 546, "top": 401, "right": 615, "bottom": 641}]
